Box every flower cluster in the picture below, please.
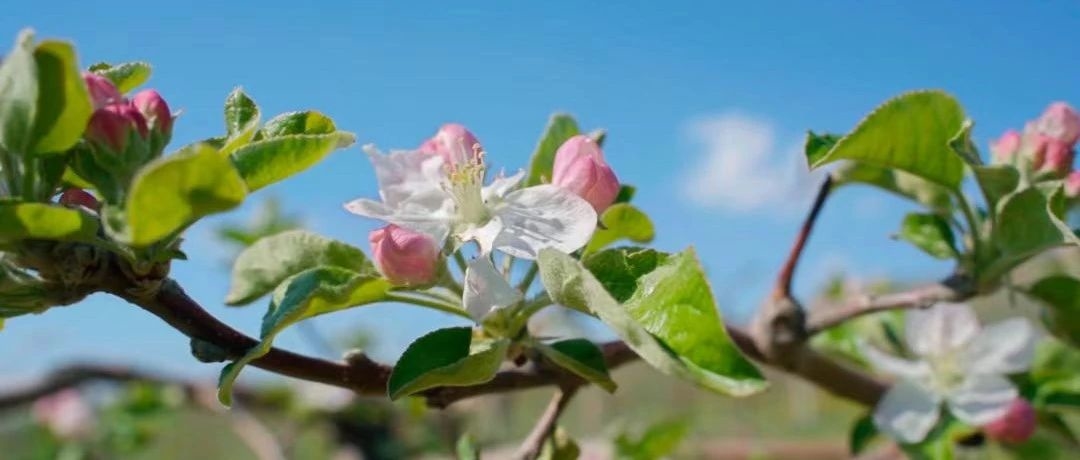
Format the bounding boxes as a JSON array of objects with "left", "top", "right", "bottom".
[
  {"left": 866, "top": 303, "right": 1037, "bottom": 444},
  {"left": 346, "top": 124, "right": 620, "bottom": 326},
  {"left": 991, "top": 102, "right": 1080, "bottom": 198}
]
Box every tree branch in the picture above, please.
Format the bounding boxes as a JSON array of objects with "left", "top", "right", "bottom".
[
  {"left": 805, "top": 274, "right": 973, "bottom": 335},
  {"left": 514, "top": 386, "right": 580, "bottom": 460},
  {"left": 773, "top": 176, "right": 832, "bottom": 299}
]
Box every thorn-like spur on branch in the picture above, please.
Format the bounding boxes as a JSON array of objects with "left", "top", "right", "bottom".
[
  {"left": 515, "top": 386, "right": 580, "bottom": 460},
  {"left": 805, "top": 274, "right": 974, "bottom": 336},
  {"left": 773, "top": 176, "right": 833, "bottom": 300}
]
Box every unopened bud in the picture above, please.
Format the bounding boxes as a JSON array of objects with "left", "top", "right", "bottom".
[
  {"left": 419, "top": 123, "right": 481, "bottom": 165},
  {"left": 85, "top": 103, "right": 148, "bottom": 152},
  {"left": 58, "top": 188, "right": 100, "bottom": 211},
  {"left": 1033, "top": 102, "right": 1080, "bottom": 146},
  {"left": 82, "top": 72, "right": 122, "bottom": 109},
  {"left": 369, "top": 224, "right": 440, "bottom": 286},
  {"left": 990, "top": 130, "right": 1021, "bottom": 164},
  {"left": 1066, "top": 171, "right": 1080, "bottom": 199},
  {"left": 131, "top": 89, "right": 173, "bottom": 138},
  {"left": 551, "top": 135, "right": 621, "bottom": 214},
  {"left": 983, "top": 399, "right": 1036, "bottom": 444}
]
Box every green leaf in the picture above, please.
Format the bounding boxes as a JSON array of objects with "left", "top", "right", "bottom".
[
  {"left": 540, "top": 248, "right": 767, "bottom": 397},
  {"left": 898, "top": 417, "right": 976, "bottom": 460},
  {"left": 534, "top": 339, "right": 616, "bottom": 392},
  {"left": 230, "top": 132, "right": 356, "bottom": 192},
  {"left": 218, "top": 266, "right": 390, "bottom": 405},
  {"left": 226, "top": 230, "right": 373, "bottom": 306},
  {"left": 897, "top": 212, "right": 959, "bottom": 260},
  {"left": 259, "top": 111, "right": 337, "bottom": 138},
  {"left": 91, "top": 61, "right": 151, "bottom": 93},
  {"left": 972, "top": 164, "right": 1020, "bottom": 211},
  {"left": 0, "top": 202, "right": 98, "bottom": 242},
  {"left": 808, "top": 91, "right": 967, "bottom": 189},
  {"left": 614, "top": 185, "right": 636, "bottom": 204},
  {"left": 455, "top": 433, "right": 480, "bottom": 460},
  {"left": 123, "top": 144, "right": 248, "bottom": 247},
  {"left": 995, "top": 187, "right": 1069, "bottom": 259},
  {"left": 947, "top": 119, "right": 982, "bottom": 166},
  {"left": 29, "top": 40, "right": 92, "bottom": 154},
  {"left": 526, "top": 114, "right": 580, "bottom": 186},
  {"left": 387, "top": 327, "right": 509, "bottom": 400},
  {"left": 849, "top": 413, "right": 880, "bottom": 455},
  {"left": 1027, "top": 279, "right": 1080, "bottom": 348},
  {"left": 584, "top": 204, "right": 655, "bottom": 255},
  {"left": 614, "top": 418, "right": 690, "bottom": 460},
  {"left": 220, "top": 88, "right": 260, "bottom": 155},
  {"left": 810, "top": 132, "right": 953, "bottom": 213},
  {"left": 539, "top": 427, "right": 581, "bottom": 460},
  {"left": 0, "top": 30, "right": 38, "bottom": 153}
]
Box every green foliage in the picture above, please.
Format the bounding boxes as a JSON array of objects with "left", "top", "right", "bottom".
[
  {"left": 972, "top": 164, "right": 1020, "bottom": 213},
  {"left": 387, "top": 327, "right": 509, "bottom": 400},
  {"left": 1027, "top": 339, "right": 1080, "bottom": 409},
  {"left": 0, "top": 30, "right": 91, "bottom": 156},
  {"left": 526, "top": 113, "right": 580, "bottom": 186},
  {"left": 807, "top": 91, "right": 967, "bottom": 189},
  {"left": 90, "top": 61, "right": 152, "bottom": 93},
  {"left": 897, "top": 212, "right": 959, "bottom": 259},
  {"left": 218, "top": 266, "right": 391, "bottom": 404},
  {"left": 534, "top": 338, "right": 616, "bottom": 392},
  {"left": 539, "top": 247, "right": 767, "bottom": 397},
  {"left": 614, "top": 418, "right": 690, "bottom": 460},
  {"left": 539, "top": 427, "right": 581, "bottom": 460},
  {"left": 584, "top": 203, "right": 655, "bottom": 255},
  {"left": 225, "top": 230, "right": 373, "bottom": 305},
  {"left": 455, "top": 433, "right": 480, "bottom": 460},
  {"left": 220, "top": 88, "right": 260, "bottom": 155},
  {"left": 994, "top": 188, "right": 1071, "bottom": 262},
  {"left": 898, "top": 417, "right": 975, "bottom": 460},
  {"left": 119, "top": 143, "right": 248, "bottom": 247},
  {"left": 849, "top": 413, "right": 880, "bottom": 456},
  {"left": 231, "top": 131, "right": 355, "bottom": 192},
  {"left": 0, "top": 202, "right": 98, "bottom": 243},
  {"left": 1027, "top": 277, "right": 1080, "bottom": 348}
]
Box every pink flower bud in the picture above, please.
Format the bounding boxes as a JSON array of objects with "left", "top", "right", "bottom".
[
  {"left": 1033, "top": 102, "right": 1080, "bottom": 146},
  {"left": 59, "top": 188, "right": 100, "bottom": 211},
  {"left": 369, "top": 224, "right": 440, "bottom": 286},
  {"left": 82, "top": 72, "right": 123, "bottom": 109},
  {"left": 131, "top": 89, "right": 173, "bottom": 138},
  {"left": 983, "top": 399, "right": 1036, "bottom": 444},
  {"left": 1066, "top": 171, "right": 1080, "bottom": 198},
  {"left": 419, "top": 123, "right": 481, "bottom": 165},
  {"left": 1040, "top": 138, "right": 1075, "bottom": 176},
  {"left": 32, "top": 389, "right": 94, "bottom": 440},
  {"left": 85, "top": 103, "right": 148, "bottom": 152},
  {"left": 991, "top": 130, "right": 1021, "bottom": 163},
  {"left": 551, "top": 135, "right": 620, "bottom": 213}
]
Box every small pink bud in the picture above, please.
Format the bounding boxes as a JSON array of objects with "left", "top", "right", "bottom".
[
  {"left": 551, "top": 135, "right": 620, "bottom": 214},
  {"left": 1040, "top": 138, "right": 1075, "bottom": 177},
  {"left": 32, "top": 389, "right": 94, "bottom": 440},
  {"left": 85, "top": 103, "right": 148, "bottom": 152},
  {"left": 59, "top": 188, "right": 100, "bottom": 211},
  {"left": 983, "top": 399, "right": 1036, "bottom": 444},
  {"left": 1033, "top": 102, "right": 1080, "bottom": 146},
  {"left": 131, "top": 89, "right": 173, "bottom": 138},
  {"left": 991, "top": 130, "right": 1021, "bottom": 163},
  {"left": 1066, "top": 172, "right": 1080, "bottom": 198},
  {"left": 82, "top": 72, "right": 123, "bottom": 109},
  {"left": 419, "top": 123, "right": 481, "bottom": 165},
  {"left": 369, "top": 224, "right": 440, "bottom": 286}
]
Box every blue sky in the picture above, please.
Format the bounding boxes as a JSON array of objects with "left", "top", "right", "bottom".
[{"left": 3, "top": 1, "right": 1080, "bottom": 383}]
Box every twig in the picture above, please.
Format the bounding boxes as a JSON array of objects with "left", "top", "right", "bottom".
[
  {"left": 773, "top": 176, "right": 832, "bottom": 299},
  {"left": 514, "top": 386, "right": 580, "bottom": 460},
  {"left": 805, "top": 275, "right": 972, "bottom": 335}
]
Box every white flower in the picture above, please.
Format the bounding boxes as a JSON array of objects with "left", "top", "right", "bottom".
[
  {"left": 345, "top": 145, "right": 597, "bottom": 259},
  {"left": 866, "top": 302, "right": 1037, "bottom": 444}
]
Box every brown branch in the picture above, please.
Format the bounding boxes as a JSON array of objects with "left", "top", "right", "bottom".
[
  {"left": 773, "top": 176, "right": 833, "bottom": 299},
  {"left": 514, "top": 386, "right": 580, "bottom": 460},
  {"left": 805, "top": 274, "right": 973, "bottom": 335}
]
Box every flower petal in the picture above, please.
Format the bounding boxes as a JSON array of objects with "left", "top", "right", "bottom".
[
  {"left": 873, "top": 379, "right": 942, "bottom": 444},
  {"left": 906, "top": 302, "right": 980, "bottom": 358},
  {"left": 489, "top": 185, "right": 597, "bottom": 259},
  {"left": 947, "top": 374, "right": 1017, "bottom": 426},
  {"left": 963, "top": 318, "right": 1037, "bottom": 375},
  {"left": 364, "top": 145, "right": 447, "bottom": 207},
  {"left": 482, "top": 169, "right": 526, "bottom": 201},
  {"left": 463, "top": 257, "right": 524, "bottom": 321},
  {"left": 861, "top": 343, "right": 931, "bottom": 380},
  {"left": 344, "top": 198, "right": 453, "bottom": 245}
]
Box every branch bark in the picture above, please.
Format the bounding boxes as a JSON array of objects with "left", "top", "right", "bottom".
[
  {"left": 805, "top": 274, "right": 973, "bottom": 336},
  {"left": 514, "top": 386, "right": 580, "bottom": 460}
]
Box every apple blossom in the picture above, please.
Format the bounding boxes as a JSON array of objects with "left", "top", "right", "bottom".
[
  {"left": 551, "top": 135, "right": 620, "bottom": 213},
  {"left": 418, "top": 123, "right": 481, "bottom": 165},
  {"left": 866, "top": 302, "right": 1037, "bottom": 444},
  {"left": 345, "top": 142, "right": 597, "bottom": 259},
  {"left": 82, "top": 72, "right": 122, "bottom": 109},
  {"left": 369, "top": 224, "right": 440, "bottom": 286},
  {"left": 983, "top": 399, "right": 1037, "bottom": 444},
  {"left": 990, "top": 130, "right": 1021, "bottom": 164}
]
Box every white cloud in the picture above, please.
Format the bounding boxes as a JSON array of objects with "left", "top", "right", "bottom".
[{"left": 680, "top": 113, "right": 823, "bottom": 213}]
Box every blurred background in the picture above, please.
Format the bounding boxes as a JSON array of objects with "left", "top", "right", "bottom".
[{"left": 3, "top": 1, "right": 1080, "bottom": 458}]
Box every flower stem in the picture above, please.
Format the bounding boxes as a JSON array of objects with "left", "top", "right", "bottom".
[
  {"left": 517, "top": 262, "right": 539, "bottom": 293},
  {"left": 453, "top": 252, "right": 468, "bottom": 274},
  {"left": 386, "top": 292, "right": 472, "bottom": 320}
]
